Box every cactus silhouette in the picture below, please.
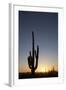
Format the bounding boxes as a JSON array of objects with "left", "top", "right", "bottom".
[{"left": 27, "top": 31, "right": 39, "bottom": 75}]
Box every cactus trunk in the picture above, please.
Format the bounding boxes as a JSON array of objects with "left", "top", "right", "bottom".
[{"left": 32, "top": 32, "right": 35, "bottom": 74}]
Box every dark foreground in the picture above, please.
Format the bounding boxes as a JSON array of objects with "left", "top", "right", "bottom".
[{"left": 19, "top": 71, "right": 58, "bottom": 79}]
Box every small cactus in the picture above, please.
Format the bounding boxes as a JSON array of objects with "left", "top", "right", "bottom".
[{"left": 27, "top": 31, "right": 39, "bottom": 75}]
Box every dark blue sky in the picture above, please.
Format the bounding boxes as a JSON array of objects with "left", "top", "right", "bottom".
[{"left": 19, "top": 11, "right": 58, "bottom": 72}]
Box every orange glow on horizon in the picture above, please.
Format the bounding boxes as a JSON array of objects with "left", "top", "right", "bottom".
[{"left": 19, "top": 64, "right": 58, "bottom": 73}]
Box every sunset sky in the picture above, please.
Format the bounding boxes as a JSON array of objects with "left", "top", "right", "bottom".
[{"left": 19, "top": 11, "right": 58, "bottom": 73}]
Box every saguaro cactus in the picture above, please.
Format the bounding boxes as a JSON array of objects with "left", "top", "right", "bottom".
[{"left": 27, "top": 31, "right": 39, "bottom": 75}]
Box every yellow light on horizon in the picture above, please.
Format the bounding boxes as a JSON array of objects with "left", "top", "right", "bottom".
[
  {"left": 41, "top": 67, "right": 46, "bottom": 72},
  {"left": 36, "top": 64, "right": 54, "bottom": 73},
  {"left": 36, "top": 65, "right": 48, "bottom": 72}
]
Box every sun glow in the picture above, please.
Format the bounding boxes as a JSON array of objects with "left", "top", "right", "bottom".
[
  {"left": 36, "top": 64, "right": 56, "bottom": 73},
  {"left": 36, "top": 65, "right": 48, "bottom": 73},
  {"left": 41, "top": 67, "right": 46, "bottom": 72}
]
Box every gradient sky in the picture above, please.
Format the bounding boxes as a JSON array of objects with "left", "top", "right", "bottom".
[{"left": 19, "top": 11, "right": 58, "bottom": 73}]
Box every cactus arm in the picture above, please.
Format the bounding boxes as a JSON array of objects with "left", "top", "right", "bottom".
[
  {"left": 28, "top": 51, "right": 33, "bottom": 69},
  {"left": 34, "top": 50, "right": 38, "bottom": 70},
  {"left": 36, "top": 45, "right": 39, "bottom": 59},
  {"left": 29, "top": 64, "right": 32, "bottom": 69},
  {"left": 34, "top": 45, "right": 39, "bottom": 70},
  {"left": 28, "top": 56, "right": 32, "bottom": 69}
]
